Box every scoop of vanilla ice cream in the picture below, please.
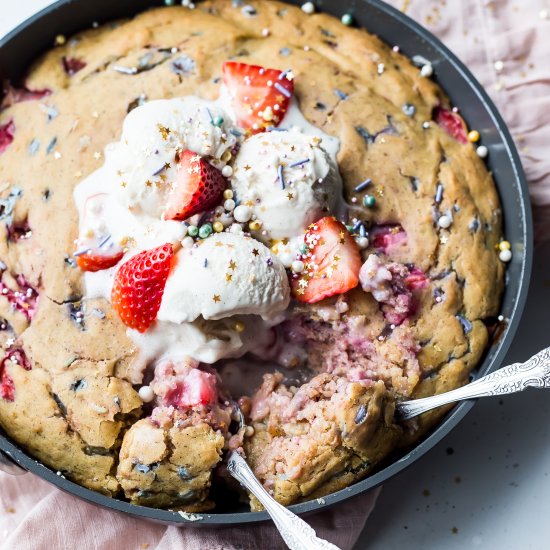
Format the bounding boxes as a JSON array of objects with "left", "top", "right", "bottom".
[
  {"left": 157, "top": 232, "right": 290, "bottom": 323},
  {"left": 230, "top": 129, "right": 343, "bottom": 244},
  {"left": 111, "top": 97, "right": 240, "bottom": 218}
]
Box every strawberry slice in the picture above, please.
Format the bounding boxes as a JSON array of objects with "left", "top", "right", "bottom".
[
  {"left": 222, "top": 61, "right": 294, "bottom": 134},
  {"left": 433, "top": 107, "right": 468, "bottom": 144},
  {"left": 0, "top": 120, "right": 15, "bottom": 156},
  {"left": 75, "top": 233, "right": 124, "bottom": 272},
  {"left": 0, "top": 365, "right": 15, "bottom": 402},
  {"left": 292, "top": 217, "right": 362, "bottom": 304},
  {"left": 164, "top": 150, "right": 227, "bottom": 221},
  {"left": 111, "top": 243, "right": 174, "bottom": 332}
]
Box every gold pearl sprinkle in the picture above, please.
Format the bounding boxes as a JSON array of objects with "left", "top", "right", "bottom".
[
  {"left": 234, "top": 321, "right": 245, "bottom": 333},
  {"left": 498, "top": 240, "right": 511, "bottom": 251},
  {"left": 468, "top": 130, "right": 480, "bottom": 143},
  {"left": 249, "top": 221, "right": 262, "bottom": 231},
  {"left": 213, "top": 221, "right": 224, "bottom": 233},
  {"left": 55, "top": 34, "right": 66, "bottom": 46},
  {"left": 223, "top": 189, "right": 234, "bottom": 200}
]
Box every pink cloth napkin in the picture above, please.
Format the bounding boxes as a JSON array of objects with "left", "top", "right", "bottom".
[{"left": 2, "top": 1, "right": 549, "bottom": 549}]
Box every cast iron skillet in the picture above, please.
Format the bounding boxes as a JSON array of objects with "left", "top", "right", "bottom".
[{"left": 0, "top": 0, "right": 533, "bottom": 526}]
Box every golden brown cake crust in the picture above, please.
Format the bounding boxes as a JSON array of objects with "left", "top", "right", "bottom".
[{"left": 0, "top": 1, "right": 503, "bottom": 508}]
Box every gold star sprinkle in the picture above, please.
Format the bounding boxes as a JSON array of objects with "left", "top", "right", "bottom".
[
  {"left": 296, "top": 288, "right": 305, "bottom": 295},
  {"left": 158, "top": 124, "right": 171, "bottom": 140},
  {"left": 93, "top": 151, "right": 102, "bottom": 160},
  {"left": 164, "top": 162, "right": 171, "bottom": 170},
  {"left": 339, "top": 231, "right": 345, "bottom": 244},
  {"left": 215, "top": 241, "right": 224, "bottom": 247},
  {"left": 228, "top": 260, "right": 237, "bottom": 270},
  {"left": 225, "top": 273, "right": 233, "bottom": 282},
  {"left": 145, "top": 180, "right": 153, "bottom": 187},
  {"left": 213, "top": 294, "right": 221, "bottom": 303},
  {"left": 252, "top": 249, "right": 260, "bottom": 257},
  {"left": 121, "top": 181, "right": 127, "bottom": 188},
  {"left": 287, "top": 192, "right": 294, "bottom": 200},
  {"left": 298, "top": 279, "right": 308, "bottom": 288},
  {"left": 244, "top": 165, "right": 251, "bottom": 171}
]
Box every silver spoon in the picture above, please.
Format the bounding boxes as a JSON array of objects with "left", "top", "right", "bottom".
[
  {"left": 397, "top": 346, "right": 550, "bottom": 420},
  {"left": 226, "top": 404, "right": 340, "bottom": 550}
]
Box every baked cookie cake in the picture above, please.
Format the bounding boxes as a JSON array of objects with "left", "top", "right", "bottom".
[{"left": 0, "top": 0, "right": 509, "bottom": 512}]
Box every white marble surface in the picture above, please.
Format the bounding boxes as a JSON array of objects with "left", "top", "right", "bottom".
[{"left": 1, "top": 3, "right": 549, "bottom": 550}]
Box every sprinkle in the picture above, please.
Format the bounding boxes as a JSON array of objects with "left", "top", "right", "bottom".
[
  {"left": 230, "top": 129, "right": 243, "bottom": 137},
  {"left": 266, "top": 126, "right": 288, "bottom": 132},
  {"left": 292, "top": 260, "right": 305, "bottom": 273},
  {"left": 187, "top": 225, "right": 199, "bottom": 237},
  {"left": 266, "top": 257, "right": 274, "bottom": 266},
  {"left": 476, "top": 145, "right": 488, "bottom": 158},
  {"left": 223, "top": 189, "right": 234, "bottom": 200},
  {"left": 224, "top": 199, "right": 236, "bottom": 211},
  {"left": 301, "top": 2, "right": 315, "bottom": 14},
  {"left": 438, "top": 215, "right": 452, "bottom": 229},
  {"left": 213, "top": 221, "right": 224, "bottom": 233},
  {"left": 249, "top": 220, "right": 261, "bottom": 231},
  {"left": 234, "top": 321, "right": 245, "bottom": 333},
  {"left": 262, "top": 28, "right": 270, "bottom": 37},
  {"left": 354, "top": 179, "right": 372, "bottom": 192},
  {"left": 203, "top": 258, "right": 208, "bottom": 268},
  {"left": 341, "top": 13, "right": 354, "bottom": 26},
  {"left": 138, "top": 386, "right": 155, "bottom": 403},
  {"left": 93, "top": 151, "right": 102, "bottom": 160},
  {"left": 274, "top": 82, "right": 292, "bottom": 98},
  {"left": 352, "top": 220, "right": 363, "bottom": 233},
  {"left": 494, "top": 60, "right": 504, "bottom": 73},
  {"left": 279, "top": 47, "right": 292, "bottom": 57},
  {"left": 74, "top": 248, "right": 91, "bottom": 257},
  {"left": 422, "top": 121, "right": 431, "bottom": 129},
  {"left": 498, "top": 240, "right": 511, "bottom": 251},
  {"left": 46, "top": 137, "right": 58, "bottom": 154},
  {"left": 53, "top": 150, "right": 62, "bottom": 160},
  {"left": 212, "top": 294, "right": 221, "bottom": 303},
  {"left": 286, "top": 192, "right": 294, "bottom": 200},
  {"left": 98, "top": 234, "right": 111, "bottom": 248},
  {"left": 289, "top": 159, "right": 311, "bottom": 169},
  {"left": 420, "top": 64, "right": 433, "bottom": 77},
  {"left": 55, "top": 34, "right": 66, "bottom": 46},
  {"left": 499, "top": 249, "right": 512, "bottom": 263},
  {"left": 377, "top": 63, "right": 385, "bottom": 75},
  {"left": 334, "top": 89, "right": 348, "bottom": 100},
  {"left": 234, "top": 205, "right": 252, "bottom": 223},
  {"left": 356, "top": 237, "right": 369, "bottom": 249},
  {"left": 171, "top": 55, "right": 196, "bottom": 75},
  {"left": 112, "top": 65, "right": 138, "bottom": 75},
  {"left": 468, "top": 130, "right": 480, "bottom": 143},
  {"left": 402, "top": 103, "right": 416, "bottom": 117},
  {"left": 278, "top": 165, "right": 286, "bottom": 189},
  {"left": 28, "top": 139, "right": 40, "bottom": 156},
  {"left": 182, "top": 236, "right": 194, "bottom": 249},
  {"left": 363, "top": 195, "right": 376, "bottom": 208},
  {"left": 199, "top": 224, "right": 213, "bottom": 239},
  {"left": 213, "top": 115, "right": 224, "bottom": 127},
  {"left": 435, "top": 184, "right": 443, "bottom": 204},
  {"left": 222, "top": 165, "right": 233, "bottom": 178}
]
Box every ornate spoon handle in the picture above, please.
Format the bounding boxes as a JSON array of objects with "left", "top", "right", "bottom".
[
  {"left": 226, "top": 452, "right": 340, "bottom": 550},
  {"left": 397, "top": 346, "right": 550, "bottom": 421}
]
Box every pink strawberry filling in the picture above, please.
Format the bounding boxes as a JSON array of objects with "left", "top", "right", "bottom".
[
  {"left": 0, "top": 275, "right": 39, "bottom": 322},
  {"left": 2, "top": 83, "right": 51, "bottom": 106},
  {"left": 152, "top": 360, "right": 219, "bottom": 409},
  {"left": 371, "top": 224, "right": 407, "bottom": 254},
  {"left": 62, "top": 57, "right": 87, "bottom": 76},
  {"left": 0, "top": 120, "right": 15, "bottom": 156},
  {"left": 0, "top": 347, "right": 30, "bottom": 402},
  {"left": 360, "top": 255, "right": 428, "bottom": 325},
  {"left": 433, "top": 107, "right": 468, "bottom": 144},
  {"left": 0, "top": 366, "right": 14, "bottom": 401}
]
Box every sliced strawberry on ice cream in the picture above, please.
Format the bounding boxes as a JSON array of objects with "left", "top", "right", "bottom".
[
  {"left": 75, "top": 237, "right": 124, "bottom": 272},
  {"left": 222, "top": 61, "right": 294, "bottom": 134},
  {"left": 111, "top": 243, "right": 174, "bottom": 333},
  {"left": 163, "top": 150, "right": 227, "bottom": 221},
  {"left": 433, "top": 107, "right": 468, "bottom": 144},
  {"left": 292, "top": 217, "right": 362, "bottom": 304}
]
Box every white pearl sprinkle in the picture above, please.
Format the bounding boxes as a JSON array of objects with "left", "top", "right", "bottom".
[
  {"left": 138, "top": 386, "right": 155, "bottom": 403},
  {"left": 262, "top": 28, "right": 270, "bottom": 37},
  {"left": 181, "top": 225, "right": 188, "bottom": 237},
  {"left": 476, "top": 145, "right": 489, "bottom": 158},
  {"left": 181, "top": 236, "right": 194, "bottom": 249},
  {"left": 438, "top": 215, "right": 452, "bottom": 229},
  {"left": 224, "top": 199, "right": 236, "bottom": 211},
  {"left": 222, "top": 165, "right": 234, "bottom": 178},
  {"left": 229, "top": 223, "right": 244, "bottom": 235},
  {"left": 278, "top": 252, "right": 294, "bottom": 268},
  {"left": 420, "top": 64, "right": 433, "bottom": 77},
  {"left": 291, "top": 260, "right": 305, "bottom": 273},
  {"left": 301, "top": 1, "right": 315, "bottom": 14},
  {"left": 234, "top": 205, "right": 252, "bottom": 223},
  {"left": 499, "top": 249, "right": 512, "bottom": 263},
  {"left": 356, "top": 237, "right": 370, "bottom": 249},
  {"left": 494, "top": 60, "right": 504, "bottom": 72}
]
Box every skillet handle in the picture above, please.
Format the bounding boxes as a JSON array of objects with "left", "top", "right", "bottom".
[{"left": 0, "top": 450, "right": 27, "bottom": 476}]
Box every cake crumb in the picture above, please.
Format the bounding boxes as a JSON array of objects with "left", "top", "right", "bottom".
[{"left": 177, "top": 511, "right": 203, "bottom": 522}]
